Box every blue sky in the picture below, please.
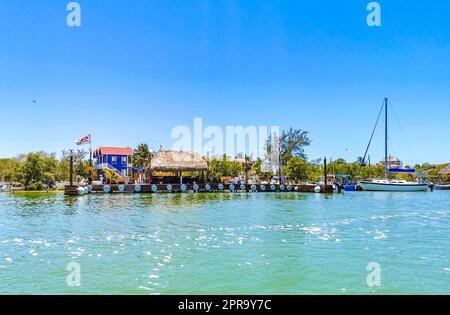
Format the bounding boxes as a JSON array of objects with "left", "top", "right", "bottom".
[{"left": 1, "top": 0, "right": 449, "bottom": 165}]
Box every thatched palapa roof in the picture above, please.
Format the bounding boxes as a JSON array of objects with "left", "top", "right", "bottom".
[
  {"left": 438, "top": 164, "right": 450, "bottom": 175},
  {"left": 150, "top": 150, "right": 209, "bottom": 172}
]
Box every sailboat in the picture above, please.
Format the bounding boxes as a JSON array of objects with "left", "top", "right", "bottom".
[{"left": 358, "top": 98, "right": 428, "bottom": 192}]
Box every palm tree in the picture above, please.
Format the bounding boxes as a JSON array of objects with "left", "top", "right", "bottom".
[
  {"left": 103, "top": 168, "right": 119, "bottom": 184},
  {"left": 133, "top": 144, "right": 151, "bottom": 168}
]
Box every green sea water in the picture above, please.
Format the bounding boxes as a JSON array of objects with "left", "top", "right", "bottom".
[{"left": 0, "top": 191, "right": 448, "bottom": 295}]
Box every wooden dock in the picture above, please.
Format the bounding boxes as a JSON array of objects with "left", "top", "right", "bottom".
[
  {"left": 64, "top": 155, "right": 337, "bottom": 195},
  {"left": 64, "top": 185, "right": 79, "bottom": 195},
  {"left": 65, "top": 183, "right": 335, "bottom": 195}
]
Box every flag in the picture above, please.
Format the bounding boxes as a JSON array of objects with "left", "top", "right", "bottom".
[{"left": 76, "top": 135, "right": 91, "bottom": 146}]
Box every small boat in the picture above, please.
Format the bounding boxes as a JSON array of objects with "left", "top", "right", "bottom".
[
  {"left": 344, "top": 184, "right": 359, "bottom": 191},
  {"left": 357, "top": 98, "right": 428, "bottom": 192},
  {"left": 0, "top": 184, "right": 11, "bottom": 192},
  {"left": 434, "top": 184, "right": 450, "bottom": 190},
  {"left": 334, "top": 174, "right": 359, "bottom": 191}
]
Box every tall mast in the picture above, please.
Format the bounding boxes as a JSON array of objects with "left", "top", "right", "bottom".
[{"left": 384, "top": 98, "right": 388, "bottom": 178}]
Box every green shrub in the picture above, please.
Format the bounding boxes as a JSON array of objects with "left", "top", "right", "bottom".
[{"left": 26, "top": 181, "right": 45, "bottom": 191}]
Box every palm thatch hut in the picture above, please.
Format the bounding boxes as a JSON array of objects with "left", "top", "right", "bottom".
[
  {"left": 438, "top": 164, "right": 450, "bottom": 176},
  {"left": 147, "top": 150, "right": 210, "bottom": 184}
]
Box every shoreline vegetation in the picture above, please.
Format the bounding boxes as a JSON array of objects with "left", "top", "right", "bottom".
[
  {"left": 7, "top": 190, "right": 62, "bottom": 195},
  {"left": 1, "top": 128, "right": 448, "bottom": 191}
]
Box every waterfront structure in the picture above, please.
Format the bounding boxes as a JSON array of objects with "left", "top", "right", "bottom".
[
  {"left": 378, "top": 155, "right": 403, "bottom": 169},
  {"left": 437, "top": 164, "right": 450, "bottom": 189},
  {"left": 65, "top": 149, "right": 334, "bottom": 195},
  {"left": 93, "top": 147, "right": 133, "bottom": 176},
  {"left": 148, "top": 150, "right": 210, "bottom": 184}
]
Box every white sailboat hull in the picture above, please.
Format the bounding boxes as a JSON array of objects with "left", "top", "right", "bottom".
[{"left": 359, "top": 181, "right": 428, "bottom": 192}]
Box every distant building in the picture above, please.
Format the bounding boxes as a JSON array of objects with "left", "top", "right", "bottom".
[
  {"left": 378, "top": 156, "right": 403, "bottom": 169},
  {"left": 93, "top": 147, "right": 133, "bottom": 176}
]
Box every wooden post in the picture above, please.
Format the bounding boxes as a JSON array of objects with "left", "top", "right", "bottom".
[
  {"left": 65, "top": 154, "right": 78, "bottom": 196},
  {"left": 384, "top": 98, "right": 388, "bottom": 178},
  {"left": 206, "top": 151, "right": 210, "bottom": 184},
  {"left": 324, "top": 157, "right": 327, "bottom": 191},
  {"left": 278, "top": 148, "right": 282, "bottom": 185},
  {"left": 70, "top": 155, "right": 74, "bottom": 186}
]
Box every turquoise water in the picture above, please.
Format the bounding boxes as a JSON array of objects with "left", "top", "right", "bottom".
[{"left": 0, "top": 191, "right": 449, "bottom": 294}]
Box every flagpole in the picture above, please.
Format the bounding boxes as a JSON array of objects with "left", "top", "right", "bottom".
[
  {"left": 89, "top": 134, "right": 93, "bottom": 184},
  {"left": 89, "top": 133, "right": 92, "bottom": 168}
]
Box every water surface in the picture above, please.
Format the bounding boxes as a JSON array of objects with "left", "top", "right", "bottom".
[{"left": 0, "top": 191, "right": 448, "bottom": 294}]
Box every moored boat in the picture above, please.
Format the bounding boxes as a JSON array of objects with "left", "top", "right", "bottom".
[
  {"left": 334, "top": 174, "right": 359, "bottom": 191},
  {"left": 0, "top": 183, "right": 11, "bottom": 192},
  {"left": 434, "top": 184, "right": 450, "bottom": 190},
  {"left": 344, "top": 184, "right": 359, "bottom": 191},
  {"left": 357, "top": 98, "right": 429, "bottom": 192},
  {"left": 359, "top": 179, "right": 428, "bottom": 192}
]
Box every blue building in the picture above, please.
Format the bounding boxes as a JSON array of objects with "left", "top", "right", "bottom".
[{"left": 93, "top": 147, "right": 133, "bottom": 176}]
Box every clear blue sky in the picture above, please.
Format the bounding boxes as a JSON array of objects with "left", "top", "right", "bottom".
[{"left": 1, "top": 0, "right": 449, "bottom": 165}]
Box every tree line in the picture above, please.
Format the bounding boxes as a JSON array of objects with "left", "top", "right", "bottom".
[
  {"left": 1, "top": 128, "right": 448, "bottom": 190},
  {"left": 0, "top": 150, "right": 89, "bottom": 190}
]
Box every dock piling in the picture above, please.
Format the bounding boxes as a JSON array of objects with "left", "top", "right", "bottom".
[{"left": 64, "top": 153, "right": 78, "bottom": 196}]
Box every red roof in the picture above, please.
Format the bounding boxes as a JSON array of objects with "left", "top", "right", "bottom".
[{"left": 94, "top": 147, "right": 132, "bottom": 156}]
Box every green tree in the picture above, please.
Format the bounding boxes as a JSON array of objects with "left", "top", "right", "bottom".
[
  {"left": 279, "top": 128, "right": 311, "bottom": 166},
  {"left": 284, "top": 157, "right": 307, "bottom": 181},
  {"left": 250, "top": 158, "right": 263, "bottom": 177},
  {"left": 359, "top": 165, "right": 385, "bottom": 179},
  {"left": 263, "top": 128, "right": 311, "bottom": 177},
  {"left": 209, "top": 155, "right": 245, "bottom": 181},
  {"left": 334, "top": 158, "right": 347, "bottom": 165},
  {"left": 306, "top": 160, "right": 323, "bottom": 182},
  {"left": 228, "top": 161, "right": 244, "bottom": 177},
  {"left": 133, "top": 143, "right": 151, "bottom": 168},
  {"left": 15, "top": 152, "right": 58, "bottom": 190},
  {"left": 0, "top": 158, "right": 20, "bottom": 182},
  {"left": 59, "top": 150, "right": 89, "bottom": 181},
  {"left": 18, "top": 153, "right": 45, "bottom": 188}
]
